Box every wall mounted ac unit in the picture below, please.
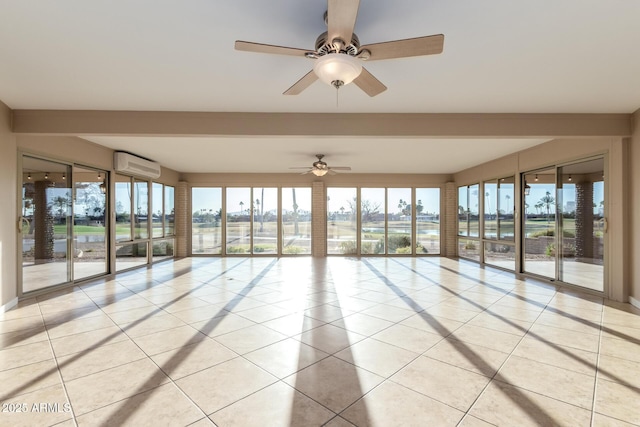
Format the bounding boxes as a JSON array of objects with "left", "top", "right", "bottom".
[{"left": 114, "top": 152, "right": 161, "bottom": 179}]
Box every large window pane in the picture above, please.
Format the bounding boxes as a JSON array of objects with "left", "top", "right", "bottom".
[
  {"left": 498, "top": 177, "right": 515, "bottom": 241},
  {"left": 73, "top": 167, "right": 108, "bottom": 281},
  {"left": 327, "top": 188, "right": 357, "bottom": 254},
  {"left": 484, "top": 181, "right": 497, "bottom": 239},
  {"left": 226, "top": 187, "right": 251, "bottom": 254},
  {"left": 458, "top": 186, "right": 468, "bottom": 236},
  {"left": 115, "top": 175, "right": 131, "bottom": 242},
  {"left": 523, "top": 169, "right": 556, "bottom": 278},
  {"left": 558, "top": 159, "right": 604, "bottom": 291},
  {"left": 458, "top": 238, "right": 480, "bottom": 262},
  {"left": 134, "top": 180, "right": 149, "bottom": 240},
  {"left": 165, "top": 185, "right": 175, "bottom": 236},
  {"left": 21, "top": 157, "right": 72, "bottom": 292},
  {"left": 116, "top": 243, "right": 147, "bottom": 272},
  {"left": 152, "top": 238, "right": 174, "bottom": 262},
  {"left": 282, "top": 187, "right": 311, "bottom": 255},
  {"left": 253, "top": 187, "right": 277, "bottom": 254},
  {"left": 192, "top": 187, "right": 222, "bottom": 254},
  {"left": 484, "top": 242, "right": 515, "bottom": 270},
  {"left": 152, "top": 182, "right": 164, "bottom": 238},
  {"left": 361, "top": 188, "right": 385, "bottom": 254},
  {"left": 416, "top": 188, "right": 440, "bottom": 255},
  {"left": 387, "top": 188, "right": 412, "bottom": 254},
  {"left": 468, "top": 184, "right": 479, "bottom": 237}
]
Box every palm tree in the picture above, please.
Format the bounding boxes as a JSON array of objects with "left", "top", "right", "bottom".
[
  {"left": 259, "top": 188, "right": 265, "bottom": 231},
  {"left": 539, "top": 191, "right": 555, "bottom": 224},
  {"left": 51, "top": 195, "right": 70, "bottom": 222},
  {"left": 535, "top": 202, "right": 543, "bottom": 215},
  {"left": 291, "top": 188, "right": 299, "bottom": 235}
]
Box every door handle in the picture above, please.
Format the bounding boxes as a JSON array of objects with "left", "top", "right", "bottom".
[
  {"left": 17, "top": 216, "right": 30, "bottom": 233},
  {"left": 603, "top": 217, "right": 608, "bottom": 233}
]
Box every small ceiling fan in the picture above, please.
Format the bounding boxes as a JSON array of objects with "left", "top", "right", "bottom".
[
  {"left": 290, "top": 154, "right": 351, "bottom": 176},
  {"left": 235, "top": 0, "right": 444, "bottom": 97}
]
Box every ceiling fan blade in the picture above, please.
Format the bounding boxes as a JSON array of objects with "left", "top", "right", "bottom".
[
  {"left": 360, "top": 34, "right": 444, "bottom": 61},
  {"left": 235, "top": 40, "right": 310, "bottom": 57},
  {"left": 327, "top": 0, "right": 360, "bottom": 46},
  {"left": 353, "top": 67, "right": 387, "bottom": 97},
  {"left": 283, "top": 70, "right": 319, "bottom": 95},
  {"left": 329, "top": 167, "right": 351, "bottom": 170},
  {"left": 289, "top": 167, "right": 311, "bottom": 169}
]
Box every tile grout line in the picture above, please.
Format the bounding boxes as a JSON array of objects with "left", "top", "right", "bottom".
[
  {"left": 453, "top": 275, "right": 556, "bottom": 426},
  {"left": 7, "top": 258, "right": 636, "bottom": 426},
  {"left": 65, "top": 260, "right": 212, "bottom": 427},
  {"left": 589, "top": 305, "right": 605, "bottom": 426},
  {"left": 72, "top": 260, "right": 222, "bottom": 423},
  {"left": 37, "top": 297, "right": 80, "bottom": 427}
]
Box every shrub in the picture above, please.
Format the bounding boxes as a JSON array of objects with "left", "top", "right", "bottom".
[
  {"left": 395, "top": 246, "right": 412, "bottom": 254},
  {"left": 464, "top": 241, "right": 477, "bottom": 250},
  {"left": 531, "top": 229, "right": 575, "bottom": 238},
  {"left": 339, "top": 240, "right": 357, "bottom": 255},
  {"left": 227, "top": 246, "right": 245, "bottom": 253},
  {"left": 283, "top": 245, "right": 305, "bottom": 254},
  {"left": 361, "top": 242, "right": 375, "bottom": 254},
  {"left": 387, "top": 234, "right": 411, "bottom": 252},
  {"left": 545, "top": 243, "right": 555, "bottom": 257}
]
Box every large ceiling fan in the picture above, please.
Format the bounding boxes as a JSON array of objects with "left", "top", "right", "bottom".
[
  {"left": 235, "top": 0, "right": 444, "bottom": 97},
  {"left": 290, "top": 154, "right": 351, "bottom": 176}
]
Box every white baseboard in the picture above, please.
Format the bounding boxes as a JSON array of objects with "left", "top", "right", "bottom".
[
  {"left": 1, "top": 297, "right": 18, "bottom": 313},
  {"left": 630, "top": 296, "right": 640, "bottom": 310}
]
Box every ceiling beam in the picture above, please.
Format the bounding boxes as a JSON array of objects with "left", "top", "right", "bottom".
[{"left": 12, "top": 110, "right": 632, "bottom": 138}]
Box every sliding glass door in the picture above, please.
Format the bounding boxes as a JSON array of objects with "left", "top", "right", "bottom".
[
  {"left": 21, "top": 157, "right": 72, "bottom": 292},
  {"left": 522, "top": 158, "right": 605, "bottom": 292},
  {"left": 558, "top": 159, "right": 605, "bottom": 291},
  {"left": 21, "top": 157, "right": 110, "bottom": 294},
  {"left": 523, "top": 168, "right": 556, "bottom": 278},
  {"left": 73, "top": 166, "right": 108, "bottom": 281}
]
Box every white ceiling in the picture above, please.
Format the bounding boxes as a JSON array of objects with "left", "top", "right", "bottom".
[
  {"left": 83, "top": 136, "right": 550, "bottom": 174},
  {"left": 2, "top": 1, "right": 639, "bottom": 173}
]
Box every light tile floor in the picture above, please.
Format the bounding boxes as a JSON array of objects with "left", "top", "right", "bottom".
[{"left": 1, "top": 257, "right": 640, "bottom": 426}]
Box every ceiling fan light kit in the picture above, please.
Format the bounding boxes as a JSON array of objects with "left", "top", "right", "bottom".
[
  {"left": 290, "top": 154, "right": 351, "bottom": 176},
  {"left": 235, "top": 0, "right": 444, "bottom": 97},
  {"left": 313, "top": 53, "right": 362, "bottom": 88}
]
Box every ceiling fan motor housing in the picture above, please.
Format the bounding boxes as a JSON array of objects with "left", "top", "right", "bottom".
[
  {"left": 315, "top": 31, "right": 360, "bottom": 56},
  {"left": 313, "top": 160, "right": 328, "bottom": 170}
]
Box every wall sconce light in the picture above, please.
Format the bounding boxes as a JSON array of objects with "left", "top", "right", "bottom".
[
  {"left": 524, "top": 182, "right": 531, "bottom": 196},
  {"left": 568, "top": 175, "right": 572, "bottom": 182},
  {"left": 534, "top": 174, "right": 539, "bottom": 182},
  {"left": 98, "top": 173, "right": 107, "bottom": 194},
  {"left": 27, "top": 173, "right": 31, "bottom": 180},
  {"left": 44, "top": 172, "right": 49, "bottom": 180}
]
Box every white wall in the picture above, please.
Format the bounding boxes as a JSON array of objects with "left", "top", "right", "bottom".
[{"left": 0, "top": 101, "right": 17, "bottom": 308}]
